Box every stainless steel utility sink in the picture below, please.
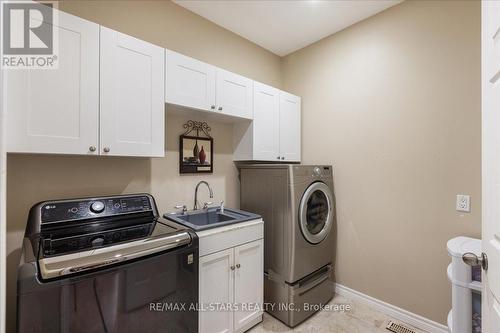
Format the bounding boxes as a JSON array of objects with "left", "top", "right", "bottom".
[
  {"left": 164, "top": 207, "right": 260, "bottom": 231},
  {"left": 178, "top": 210, "right": 235, "bottom": 224}
]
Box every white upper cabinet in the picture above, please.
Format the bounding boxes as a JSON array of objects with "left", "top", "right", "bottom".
[
  {"left": 165, "top": 50, "right": 216, "bottom": 111},
  {"left": 216, "top": 69, "right": 253, "bottom": 119},
  {"left": 164, "top": 50, "right": 301, "bottom": 162},
  {"left": 100, "top": 27, "right": 165, "bottom": 157},
  {"left": 252, "top": 82, "right": 280, "bottom": 160},
  {"left": 6, "top": 10, "right": 100, "bottom": 155},
  {"left": 234, "top": 82, "right": 301, "bottom": 162},
  {"left": 279, "top": 92, "right": 301, "bottom": 162},
  {"left": 6, "top": 13, "right": 165, "bottom": 157},
  {"left": 165, "top": 51, "right": 253, "bottom": 120}
]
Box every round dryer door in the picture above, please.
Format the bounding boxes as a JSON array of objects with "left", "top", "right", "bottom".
[{"left": 299, "top": 181, "right": 334, "bottom": 244}]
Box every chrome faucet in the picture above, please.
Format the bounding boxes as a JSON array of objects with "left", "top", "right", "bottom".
[
  {"left": 174, "top": 204, "right": 188, "bottom": 215},
  {"left": 194, "top": 181, "right": 213, "bottom": 210}
]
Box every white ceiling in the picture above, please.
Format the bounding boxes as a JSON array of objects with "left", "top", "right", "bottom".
[{"left": 174, "top": 0, "right": 402, "bottom": 56}]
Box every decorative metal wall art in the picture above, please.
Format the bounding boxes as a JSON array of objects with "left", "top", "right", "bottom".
[{"left": 179, "top": 121, "right": 213, "bottom": 174}]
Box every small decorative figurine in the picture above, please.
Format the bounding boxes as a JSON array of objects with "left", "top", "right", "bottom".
[{"left": 179, "top": 120, "right": 213, "bottom": 174}]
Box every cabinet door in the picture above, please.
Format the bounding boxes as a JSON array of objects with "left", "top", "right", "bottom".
[
  {"left": 233, "top": 239, "right": 263, "bottom": 332},
  {"left": 253, "top": 82, "right": 280, "bottom": 161},
  {"left": 166, "top": 50, "right": 216, "bottom": 111},
  {"left": 216, "top": 69, "right": 253, "bottom": 119},
  {"left": 5, "top": 10, "right": 99, "bottom": 154},
  {"left": 199, "top": 249, "right": 234, "bottom": 333},
  {"left": 279, "top": 91, "right": 301, "bottom": 162},
  {"left": 100, "top": 27, "right": 165, "bottom": 157}
]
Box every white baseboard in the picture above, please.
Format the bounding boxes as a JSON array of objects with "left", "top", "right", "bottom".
[{"left": 335, "top": 283, "right": 449, "bottom": 333}]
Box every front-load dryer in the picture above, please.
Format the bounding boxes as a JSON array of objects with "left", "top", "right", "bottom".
[
  {"left": 289, "top": 165, "right": 335, "bottom": 282},
  {"left": 239, "top": 164, "right": 335, "bottom": 327}
]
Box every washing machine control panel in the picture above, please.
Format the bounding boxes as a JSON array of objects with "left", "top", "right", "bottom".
[
  {"left": 35, "top": 194, "right": 158, "bottom": 257},
  {"left": 40, "top": 195, "right": 153, "bottom": 224}
]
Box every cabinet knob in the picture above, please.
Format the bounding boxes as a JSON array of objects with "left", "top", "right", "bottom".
[
  {"left": 218, "top": 106, "right": 223, "bottom": 111},
  {"left": 236, "top": 264, "right": 241, "bottom": 269},
  {"left": 281, "top": 157, "right": 285, "bottom": 160},
  {"left": 230, "top": 266, "right": 235, "bottom": 271},
  {"left": 103, "top": 147, "right": 110, "bottom": 153},
  {"left": 89, "top": 146, "right": 96, "bottom": 152},
  {"left": 277, "top": 156, "right": 280, "bottom": 160},
  {"left": 210, "top": 105, "right": 215, "bottom": 109}
]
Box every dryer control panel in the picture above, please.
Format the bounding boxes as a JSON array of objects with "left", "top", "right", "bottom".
[{"left": 293, "top": 165, "right": 332, "bottom": 179}]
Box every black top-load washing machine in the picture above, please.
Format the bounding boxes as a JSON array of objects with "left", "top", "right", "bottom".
[{"left": 17, "top": 193, "right": 199, "bottom": 333}]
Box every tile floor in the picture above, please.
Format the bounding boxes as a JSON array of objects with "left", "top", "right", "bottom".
[{"left": 249, "top": 293, "right": 428, "bottom": 333}]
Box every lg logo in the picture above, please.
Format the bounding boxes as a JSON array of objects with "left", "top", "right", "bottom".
[{"left": 3, "top": 2, "right": 53, "bottom": 55}]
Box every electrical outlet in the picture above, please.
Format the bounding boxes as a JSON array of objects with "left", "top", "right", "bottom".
[{"left": 456, "top": 194, "right": 471, "bottom": 212}]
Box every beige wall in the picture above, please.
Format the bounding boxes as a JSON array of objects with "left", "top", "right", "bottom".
[
  {"left": 58, "top": 0, "right": 282, "bottom": 88},
  {"left": 6, "top": 1, "right": 282, "bottom": 331},
  {"left": 281, "top": 0, "right": 481, "bottom": 325}
]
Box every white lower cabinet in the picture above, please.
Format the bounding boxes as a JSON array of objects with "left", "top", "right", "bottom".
[
  {"left": 233, "top": 240, "right": 264, "bottom": 332},
  {"left": 198, "top": 221, "right": 264, "bottom": 333},
  {"left": 200, "top": 249, "right": 235, "bottom": 333}
]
